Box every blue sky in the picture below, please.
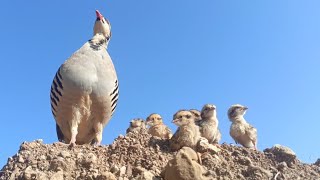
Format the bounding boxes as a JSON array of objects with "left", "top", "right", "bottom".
[{"left": 1, "top": 1, "right": 320, "bottom": 167}]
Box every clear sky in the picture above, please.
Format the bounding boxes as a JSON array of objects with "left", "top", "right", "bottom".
[{"left": 1, "top": 1, "right": 320, "bottom": 167}]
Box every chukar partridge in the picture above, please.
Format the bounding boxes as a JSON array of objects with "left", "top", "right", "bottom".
[
  {"left": 146, "top": 113, "right": 172, "bottom": 139},
  {"left": 50, "top": 10, "right": 118, "bottom": 146},
  {"left": 126, "top": 118, "right": 146, "bottom": 134},
  {"left": 170, "top": 110, "right": 200, "bottom": 151},
  {"left": 228, "top": 104, "right": 257, "bottom": 150},
  {"left": 196, "top": 104, "right": 221, "bottom": 144}
]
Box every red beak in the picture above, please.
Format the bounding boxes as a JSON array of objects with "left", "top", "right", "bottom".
[{"left": 95, "top": 10, "right": 104, "bottom": 20}]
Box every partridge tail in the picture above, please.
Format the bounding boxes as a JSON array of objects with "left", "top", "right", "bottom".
[{"left": 56, "top": 123, "right": 65, "bottom": 143}]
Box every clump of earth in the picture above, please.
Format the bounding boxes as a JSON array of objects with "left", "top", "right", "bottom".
[{"left": 1, "top": 129, "right": 319, "bottom": 180}]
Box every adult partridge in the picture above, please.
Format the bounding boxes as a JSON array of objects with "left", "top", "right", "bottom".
[{"left": 50, "top": 10, "right": 119, "bottom": 146}]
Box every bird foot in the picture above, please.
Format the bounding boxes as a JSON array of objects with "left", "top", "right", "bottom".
[{"left": 68, "top": 142, "right": 76, "bottom": 149}]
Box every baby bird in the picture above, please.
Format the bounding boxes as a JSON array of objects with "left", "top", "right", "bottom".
[
  {"left": 189, "top": 109, "right": 201, "bottom": 121},
  {"left": 196, "top": 104, "right": 221, "bottom": 144},
  {"left": 228, "top": 104, "right": 257, "bottom": 150},
  {"left": 146, "top": 113, "right": 172, "bottom": 139},
  {"left": 170, "top": 110, "right": 201, "bottom": 151},
  {"left": 126, "top": 118, "right": 146, "bottom": 134}
]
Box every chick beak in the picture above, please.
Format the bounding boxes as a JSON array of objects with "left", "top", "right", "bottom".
[
  {"left": 96, "top": 10, "right": 104, "bottom": 20},
  {"left": 172, "top": 119, "right": 178, "bottom": 123},
  {"left": 243, "top": 107, "right": 248, "bottom": 110}
]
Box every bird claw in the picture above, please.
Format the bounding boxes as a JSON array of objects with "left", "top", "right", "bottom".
[{"left": 68, "top": 142, "right": 76, "bottom": 149}]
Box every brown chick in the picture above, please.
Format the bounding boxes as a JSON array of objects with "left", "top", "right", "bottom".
[
  {"left": 196, "top": 104, "right": 221, "bottom": 144},
  {"left": 189, "top": 109, "right": 201, "bottom": 121},
  {"left": 126, "top": 118, "right": 146, "bottom": 134},
  {"left": 170, "top": 110, "right": 201, "bottom": 151},
  {"left": 146, "top": 113, "right": 172, "bottom": 139},
  {"left": 228, "top": 104, "right": 258, "bottom": 150}
]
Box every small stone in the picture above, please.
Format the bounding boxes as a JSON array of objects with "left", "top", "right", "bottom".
[
  {"left": 97, "top": 171, "right": 117, "bottom": 180},
  {"left": 138, "top": 171, "right": 155, "bottom": 180},
  {"left": 40, "top": 155, "right": 47, "bottom": 160},
  {"left": 198, "top": 137, "right": 221, "bottom": 153},
  {"left": 110, "top": 165, "right": 119, "bottom": 173},
  {"left": 126, "top": 164, "right": 133, "bottom": 177},
  {"left": 35, "top": 139, "right": 43, "bottom": 144},
  {"left": 50, "top": 170, "right": 64, "bottom": 180},
  {"left": 23, "top": 166, "right": 37, "bottom": 180},
  {"left": 18, "top": 156, "right": 24, "bottom": 163},
  {"left": 119, "top": 135, "right": 124, "bottom": 139},
  {"left": 50, "top": 157, "right": 67, "bottom": 171},
  {"left": 77, "top": 152, "right": 84, "bottom": 159},
  {"left": 83, "top": 153, "right": 97, "bottom": 168},
  {"left": 59, "top": 151, "right": 70, "bottom": 158},
  {"left": 120, "top": 166, "right": 126, "bottom": 177},
  {"left": 277, "top": 162, "right": 288, "bottom": 171}
]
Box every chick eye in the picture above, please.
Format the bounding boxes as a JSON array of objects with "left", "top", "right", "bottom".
[
  {"left": 186, "top": 115, "right": 191, "bottom": 119},
  {"left": 157, "top": 118, "right": 161, "bottom": 120}
]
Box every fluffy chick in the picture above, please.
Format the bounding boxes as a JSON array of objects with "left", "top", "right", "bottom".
[
  {"left": 228, "top": 104, "right": 257, "bottom": 150},
  {"left": 146, "top": 113, "right": 172, "bottom": 139},
  {"left": 196, "top": 104, "right": 221, "bottom": 144},
  {"left": 189, "top": 109, "right": 201, "bottom": 121},
  {"left": 170, "top": 110, "right": 201, "bottom": 151},
  {"left": 126, "top": 118, "right": 146, "bottom": 134}
]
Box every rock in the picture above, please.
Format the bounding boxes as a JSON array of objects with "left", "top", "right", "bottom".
[
  {"left": 97, "top": 171, "right": 117, "bottom": 180},
  {"left": 119, "top": 166, "right": 126, "bottom": 177},
  {"left": 126, "top": 164, "right": 132, "bottom": 177},
  {"left": 197, "top": 137, "right": 221, "bottom": 154},
  {"left": 49, "top": 157, "right": 68, "bottom": 171},
  {"left": 18, "top": 156, "right": 24, "bottom": 163},
  {"left": 50, "top": 170, "right": 64, "bottom": 180},
  {"left": 0, "top": 130, "right": 319, "bottom": 180},
  {"left": 277, "top": 162, "right": 288, "bottom": 171},
  {"left": 163, "top": 147, "right": 212, "bottom": 180},
  {"left": 82, "top": 153, "right": 97, "bottom": 168},
  {"left": 23, "top": 166, "right": 37, "bottom": 180},
  {"left": 59, "top": 151, "right": 70, "bottom": 158},
  {"left": 136, "top": 171, "right": 156, "bottom": 180},
  {"left": 264, "top": 144, "right": 297, "bottom": 167}
]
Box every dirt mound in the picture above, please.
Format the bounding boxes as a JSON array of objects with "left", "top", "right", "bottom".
[{"left": 1, "top": 129, "right": 320, "bottom": 180}]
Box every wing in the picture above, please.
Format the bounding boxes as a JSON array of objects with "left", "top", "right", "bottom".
[
  {"left": 245, "top": 124, "right": 257, "bottom": 143},
  {"left": 213, "top": 128, "right": 221, "bottom": 144},
  {"left": 165, "top": 126, "right": 172, "bottom": 134},
  {"left": 230, "top": 124, "right": 245, "bottom": 144}
]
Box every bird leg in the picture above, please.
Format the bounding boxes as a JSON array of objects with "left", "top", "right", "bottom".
[
  {"left": 253, "top": 141, "right": 258, "bottom": 151},
  {"left": 92, "top": 123, "right": 103, "bottom": 146},
  {"left": 68, "top": 108, "right": 82, "bottom": 148},
  {"left": 69, "top": 126, "right": 78, "bottom": 148}
]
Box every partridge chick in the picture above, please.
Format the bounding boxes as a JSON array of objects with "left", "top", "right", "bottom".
[{"left": 228, "top": 104, "right": 257, "bottom": 150}]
